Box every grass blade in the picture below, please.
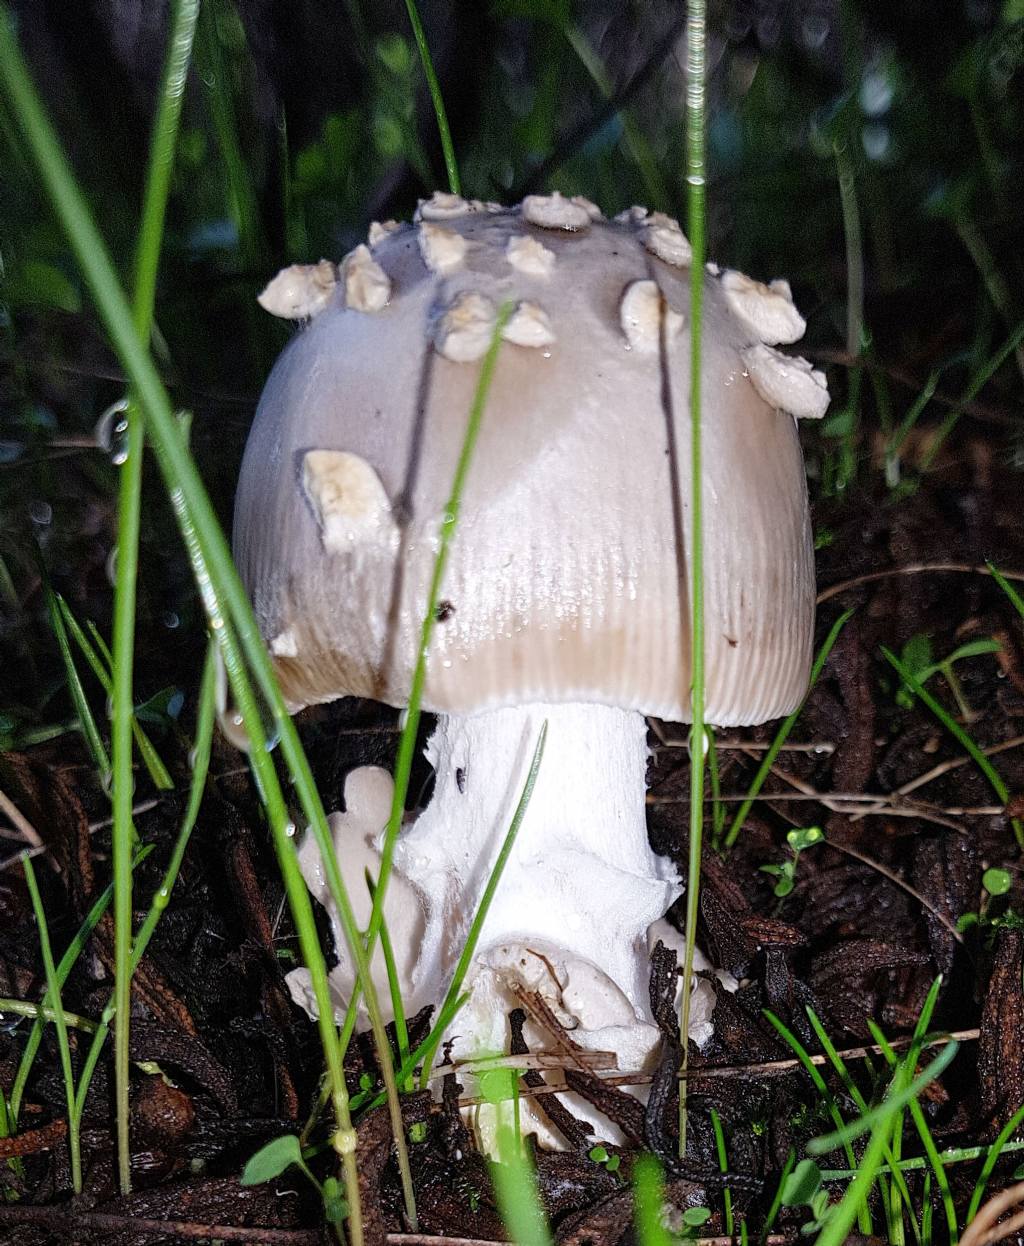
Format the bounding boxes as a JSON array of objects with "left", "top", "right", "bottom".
[
  {"left": 68, "top": 645, "right": 215, "bottom": 1150},
  {"left": 883, "top": 645, "right": 1024, "bottom": 849},
  {"left": 919, "top": 317, "right": 1024, "bottom": 471},
  {"left": 710, "top": 1107, "right": 734, "bottom": 1236},
  {"left": 402, "top": 0, "right": 460, "bottom": 194},
  {"left": 634, "top": 1154, "right": 673, "bottom": 1246},
  {"left": 57, "top": 597, "right": 173, "bottom": 790},
  {"left": 417, "top": 720, "right": 548, "bottom": 1087},
  {"left": 491, "top": 1116, "right": 552, "bottom": 1246},
  {"left": 8, "top": 843, "right": 153, "bottom": 1123},
  {"left": 967, "top": 1101, "right": 1024, "bottom": 1221},
  {"left": 0, "top": 19, "right": 373, "bottom": 1234},
  {"left": 366, "top": 872, "right": 412, "bottom": 1092},
  {"left": 990, "top": 560, "right": 1024, "bottom": 621},
  {"left": 869, "top": 1019, "right": 956, "bottom": 1245},
  {"left": 22, "top": 854, "right": 81, "bottom": 1191},
  {"left": 109, "top": 0, "right": 199, "bottom": 1193},
  {"left": 763, "top": 1008, "right": 872, "bottom": 1235},
  {"left": 678, "top": 0, "right": 707, "bottom": 1159},
  {"left": 760, "top": 1150, "right": 795, "bottom": 1246},
  {"left": 807, "top": 1040, "right": 959, "bottom": 1155},
  {"left": 0, "top": 10, "right": 379, "bottom": 1076},
  {"left": 43, "top": 580, "right": 110, "bottom": 786},
  {"left": 805, "top": 1007, "right": 918, "bottom": 1245}
]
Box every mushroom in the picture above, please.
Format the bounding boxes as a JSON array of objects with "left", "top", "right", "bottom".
[{"left": 234, "top": 192, "right": 827, "bottom": 1136}]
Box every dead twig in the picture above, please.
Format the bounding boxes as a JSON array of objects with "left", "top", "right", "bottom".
[
  {"left": 0, "top": 1207, "right": 316, "bottom": 1242},
  {"left": 648, "top": 780, "right": 1004, "bottom": 833},
  {"left": 809, "top": 349, "right": 1021, "bottom": 429},
  {"left": 818, "top": 562, "right": 1024, "bottom": 605},
  {"left": 0, "top": 785, "right": 43, "bottom": 851},
  {"left": 961, "top": 1181, "right": 1024, "bottom": 1246},
  {"left": 429, "top": 1049, "right": 615, "bottom": 1082},
  {"left": 848, "top": 735, "right": 1024, "bottom": 823},
  {"left": 749, "top": 759, "right": 967, "bottom": 942},
  {"left": 647, "top": 719, "right": 834, "bottom": 755},
  {"left": 454, "top": 1030, "right": 978, "bottom": 1106},
  {"left": 0, "top": 797, "right": 162, "bottom": 874}
]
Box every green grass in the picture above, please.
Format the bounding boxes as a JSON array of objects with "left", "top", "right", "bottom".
[
  {"left": 677, "top": 0, "right": 708, "bottom": 1159},
  {"left": 336, "top": 301, "right": 517, "bottom": 1069},
  {"left": 21, "top": 854, "right": 81, "bottom": 1191},
  {"left": 766, "top": 979, "right": 973, "bottom": 1246},
  {"left": 883, "top": 645, "right": 1024, "bottom": 850},
  {"left": 43, "top": 576, "right": 111, "bottom": 787},
  {"left": 402, "top": 0, "right": 460, "bottom": 194},
  {"left": 105, "top": 0, "right": 200, "bottom": 1191},
  {"left": 55, "top": 596, "right": 173, "bottom": 790},
  {"left": 417, "top": 720, "right": 548, "bottom": 1089}
]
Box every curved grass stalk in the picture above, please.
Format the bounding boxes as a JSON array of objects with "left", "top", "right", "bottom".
[
  {"left": 63, "top": 646, "right": 214, "bottom": 1186},
  {"left": 56, "top": 598, "right": 173, "bottom": 790},
  {"left": 106, "top": 0, "right": 200, "bottom": 1193},
  {"left": 919, "top": 317, "right": 1024, "bottom": 472},
  {"left": 883, "top": 646, "right": 1024, "bottom": 850},
  {"left": 800, "top": 1028, "right": 957, "bottom": 1246},
  {"left": 417, "top": 721, "right": 548, "bottom": 1089},
  {"left": 8, "top": 859, "right": 130, "bottom": 1121},
  {"left": 562, "top": 23, "right": 669, "bottom": 210},
  {"left": 805, "top": 1008, "right": 917, "bottom": 1245},
  {"left": 43, "top": 579, "right": 110, "bottom": 785},
  {"left": 401, "top": 0, "right": 460, "bottom": 194},
  {"left": 21, "top": 855, "right": 82, "bottom": 1191},
  {"left": 967, "top": 1102, "right": 1024, "bottom": 1221},
  {"left": 678, "top": 0, "right": 707, "bottom": 1159},
  {"left": 764, "top": 1009, "right": 874, "bottom": 1237},
  {"left": 870, "top": 1022, "right": 957, "bottom": 1244}
]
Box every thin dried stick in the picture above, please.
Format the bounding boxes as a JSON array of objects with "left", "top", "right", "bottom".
[
  {"left": 0, "top": 786, "right": 43, "bottom": 850},
  {"left": 454, "top": 1030, "right": 979, "bottom": 1106},
  {"left": 818, "top": 562, "right": 1024, "bottom": 605},
  {"left": 961, "top": 1181, "right": 1024, "bottom": 1246},
  {"left": 848, "top": 734, "right": 1024, "bottom": 822}
]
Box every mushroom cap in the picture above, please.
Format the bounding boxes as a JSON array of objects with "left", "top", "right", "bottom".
[{"left": 234, "top": 196, "right": 824, "bottom": 726}]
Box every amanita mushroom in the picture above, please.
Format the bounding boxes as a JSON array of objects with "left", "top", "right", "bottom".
[{"left": 234, "top": 191, "right": 827, "bottom": 1125}]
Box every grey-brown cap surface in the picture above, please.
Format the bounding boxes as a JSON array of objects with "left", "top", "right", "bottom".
[{"left": 234, "top": 194, "right": 825, "bottom": 726}]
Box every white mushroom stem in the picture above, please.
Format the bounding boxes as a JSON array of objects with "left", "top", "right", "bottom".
[
  {"left": 391, "top": 702, "right": 681, "bottom": 1062},
  {"left": 285, "top": 702, "right": 728, "bottom": 1148}
]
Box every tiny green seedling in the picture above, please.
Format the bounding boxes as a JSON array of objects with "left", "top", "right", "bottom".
[
  {"left": 982, "top": 867, "right": 1012, "bottom": 897},
  {"left": 242, "top": 1134, "right": 349, "bottom": 1230},
  {"left": 957, "top": 865, "right": 1021, "bottom": 938},
  {"left": 680, "top": 1206, "right": 713, "bottom": 1234},
  {"left": 781, "top": 1158, "right": 835, "bottom": 1236},
  {"left": 760, "top": 826, "right": 824, "bottom": 899},
  {"left": 589, "top": 1144, "right": 622, "bottom": 1177}
]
